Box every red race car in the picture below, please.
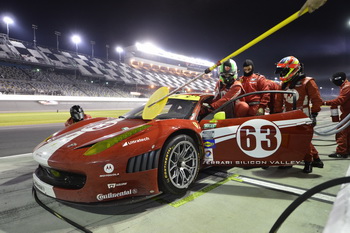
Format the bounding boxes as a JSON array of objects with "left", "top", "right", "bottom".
[{"left": 32, "top": 92, "right": 313, "bottom": 203}]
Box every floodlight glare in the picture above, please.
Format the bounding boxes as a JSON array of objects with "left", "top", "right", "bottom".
[
  {"left": 135, "top": 42, "right": 214, "bottom": 67},
  {"left": 3, "top": 16, "right": 14, "bottom": 38},
  {"left": 71, "top": 35, "right": 81, "bottom": 44},
  {"left": 71, "top": 35, "right": 81, "bottom": 55},
  {"left": 116, "top": 46, "right": 123, "bottom": 53},
  {"left": 116, "top": 46, "right": 124, "bottom": 61},
  {"left": 3, "top": 16, "right": 14, "bottom": 25}
]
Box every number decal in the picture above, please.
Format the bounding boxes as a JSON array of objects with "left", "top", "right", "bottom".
[
  {"left": 260, "top": 125, "right": 278, "bottom": 150},
  {"left": 237, "top": 119, "right": 281, "bottom": 158},
  {"left": 81, "top": 119, "right": 120, "bottom": 132},
  {"left": 239, "top": 126, "right": 256, "bottom": 150}
]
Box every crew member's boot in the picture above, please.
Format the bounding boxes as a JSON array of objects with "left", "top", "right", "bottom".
[
  {"left": 311, "top": 158, "right": 324, "bottom": 168},
  {"left": 303, "top": 162, "right": 312, "bottom": 173}
]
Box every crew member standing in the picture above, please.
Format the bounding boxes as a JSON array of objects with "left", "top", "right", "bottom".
[
  {"left": 274, "top": 56, "right": 324, "bottom": 173},
  {"left": 324, "top": 72, "right": 350, "bottom": 158},
  {"left": 239, "top": 59, "right": 270, "bottom": 116}
]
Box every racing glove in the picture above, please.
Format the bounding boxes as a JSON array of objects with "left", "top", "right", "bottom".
[
  {"left": 310, "top": 112, "right": 318, "bottom": 126},
  {"left": 199, "top": 104, "right": 213, "bottom": 116}
]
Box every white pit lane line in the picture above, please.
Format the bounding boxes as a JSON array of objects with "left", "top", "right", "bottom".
[
  {"left": 205, "top": 170, "right": 336, "bottom": 204},
  {"left": 237, "top": 175, "right": 336, "bottom": 203}
]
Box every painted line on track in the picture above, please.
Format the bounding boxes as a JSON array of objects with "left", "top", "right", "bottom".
[
  {"left": 163, "top": 170, "right": 336, "bottom": 208},
  {"left": 168, "top": 174, "right": 241, "bottom": 208},
  {"left": 0, "top": 153, "right": 32, "bottom": 159}
]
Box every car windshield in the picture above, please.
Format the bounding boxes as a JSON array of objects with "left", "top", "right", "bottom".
[{"left": 122, "top": 97, "right": 199, "bottom": 120}]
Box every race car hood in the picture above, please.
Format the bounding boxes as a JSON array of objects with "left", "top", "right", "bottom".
[{"left": 33, "top": 117, "right": 151, "bottom": 166}]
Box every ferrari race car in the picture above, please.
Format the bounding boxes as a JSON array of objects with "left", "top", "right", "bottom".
[{"left": 32, "top": 92, "right": 314, "bottom": 203}]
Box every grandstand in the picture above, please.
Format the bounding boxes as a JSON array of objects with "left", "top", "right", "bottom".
[{"left": 0, "top": 33, "right": 216, "bottom": 97}]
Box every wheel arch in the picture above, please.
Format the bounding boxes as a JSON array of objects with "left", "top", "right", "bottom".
[{"left": 160, "top": 128, "right": 203, "bottom": 159}]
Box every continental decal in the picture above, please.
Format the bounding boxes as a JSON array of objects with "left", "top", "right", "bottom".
[{"left": 96, "top": 189, "right": 137, "bottom": 201}]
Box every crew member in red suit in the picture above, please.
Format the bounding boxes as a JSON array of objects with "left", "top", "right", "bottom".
[
  {"left": 324, "top": 72, "right": 350, "bottom": 158},
  {"left": 65, "top": 105, "right": 92, "bottom": 127},
  {"left": 239, "top": 59, "right": 270, "bottom": 116},
  {"left": 200, "top": 59, "right": 248, "bottom": 118},
  {"left": 274, "top": 56, "right": 324, "bottom": 173},
  {"left": 266, "top": 79, "right": 281, "bottom": 114}
]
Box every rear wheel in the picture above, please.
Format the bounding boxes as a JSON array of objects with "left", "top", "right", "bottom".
[{"left": 158, "top": 134, "right": 200, "bottom": 195}]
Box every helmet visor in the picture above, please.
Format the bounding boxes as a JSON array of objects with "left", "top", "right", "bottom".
[{"left": 275, "top": 67, "right": 290, "bottom": 77}]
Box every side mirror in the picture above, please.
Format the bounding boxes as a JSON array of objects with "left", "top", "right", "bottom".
[{"left": 211, "top": 111, "right": 226, "bottom": 122}]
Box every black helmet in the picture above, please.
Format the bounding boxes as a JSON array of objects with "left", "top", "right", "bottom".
[
  {"left": 70, "top": 105, "right": 84, "bottom": 122},
  {"left": 330, "top": 72, "right": 346, "bottom": 86}
]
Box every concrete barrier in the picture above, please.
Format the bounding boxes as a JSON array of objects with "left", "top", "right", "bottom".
[{"left": 0, "top": 94, "right": 148, "bottom": 112}]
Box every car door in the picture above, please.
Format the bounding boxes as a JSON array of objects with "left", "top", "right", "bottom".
[{"left": 199, "top": 110, "right": 313, "bottom": 167}]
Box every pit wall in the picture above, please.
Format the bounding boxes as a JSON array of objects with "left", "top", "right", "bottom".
[{"left": 0, "top": 95, "right": 148, "bottom": 113}]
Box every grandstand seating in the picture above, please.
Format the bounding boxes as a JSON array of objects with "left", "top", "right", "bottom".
[{"left": 0, "top": 34, "right": 216, "bottom": 97}]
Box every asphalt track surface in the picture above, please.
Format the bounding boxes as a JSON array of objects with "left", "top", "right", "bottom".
[
  {"left": 1, "top": 111, "right": 350, "bottom": 233},
  {"left": 0, "top": 123, "right": 63, "bottom": 157}
]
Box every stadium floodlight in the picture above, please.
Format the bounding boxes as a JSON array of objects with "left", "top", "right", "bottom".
[
  {"left": 106, "top": 44, "right": 110, "bottom": 61},
  {"left": 32, "top": 24, "right": 38, "bottom": 47},
  {"left": 3, "top": 16, "right": 14, "bottom": 38},
  {"left": 135, "top": 42, "right": 214, "bottom": 67},
  {"left": 90, "top": 41, "right": 95, "bottom": 58},
  {"left": 116, "top": 46, "right": 123, "bottom": 61},
  {"left": 71, "top": 35, "right": 81, "bottom": 55},
  {"left": 54, "top": 31, "right": 61, "bottom": 51}
]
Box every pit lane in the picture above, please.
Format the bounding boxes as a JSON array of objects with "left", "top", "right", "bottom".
[{"left": 0, "top": 110, "right": 349, "bottom": 233}]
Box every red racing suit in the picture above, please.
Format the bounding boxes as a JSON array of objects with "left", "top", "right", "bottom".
[
  {"left": 275, "top": 77, "right": 322, "bottom": 115},
  {"left": 239, "top": 73, "right": 270, "bottom": 116},
  {"left": 210, "top": 80, "right": 247, "bottom": 117},
  {"left": 267, "top": 80, "right": 281, "bottom": 114},
  {"left": 275, "top": 76, "right": 323, "bottom": 162},
  {"left": 65, "top": 114, "right": 92, "bottom": 127},
  {"left": 324, "top": 79, "right": 350, "bottom": 155}
]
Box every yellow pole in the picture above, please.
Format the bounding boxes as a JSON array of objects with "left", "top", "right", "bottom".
[{"left": 206, "top": 7, "right": 309, "bottom": 73}]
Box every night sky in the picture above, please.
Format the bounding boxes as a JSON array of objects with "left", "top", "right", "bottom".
[{"left": 1, "top": 0, "right": 350, "bottom": 88}]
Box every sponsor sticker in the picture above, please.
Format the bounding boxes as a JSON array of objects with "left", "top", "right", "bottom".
[
  {"left": 203, "top": 139, "right": 216, "bottom": 148},
  {"left": 104, "top": 163, "right": 114, "bottom": 173},
  {"left": 107, "top": 182, "right": 127, "bottom": 188},
  {"left": 122, "top": 137, "right": 150, "bottom": 147},
  {"left": 204, "top": 123, "right": 217, "bottom": 129},
  {"left": 204, "top": 149, "right": 213, "bottom": 161},
  {"left": 96, "top": 189, "right": 138, "bottom": 201}
]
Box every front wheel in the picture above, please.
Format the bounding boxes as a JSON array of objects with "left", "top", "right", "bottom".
[{"left": 158, "top": 134, "right": 200, "bottom": 195}]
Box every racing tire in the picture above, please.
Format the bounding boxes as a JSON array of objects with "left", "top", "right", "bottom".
[{"left": 158, "top": 134, "right": 200, "bottom": 195}]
